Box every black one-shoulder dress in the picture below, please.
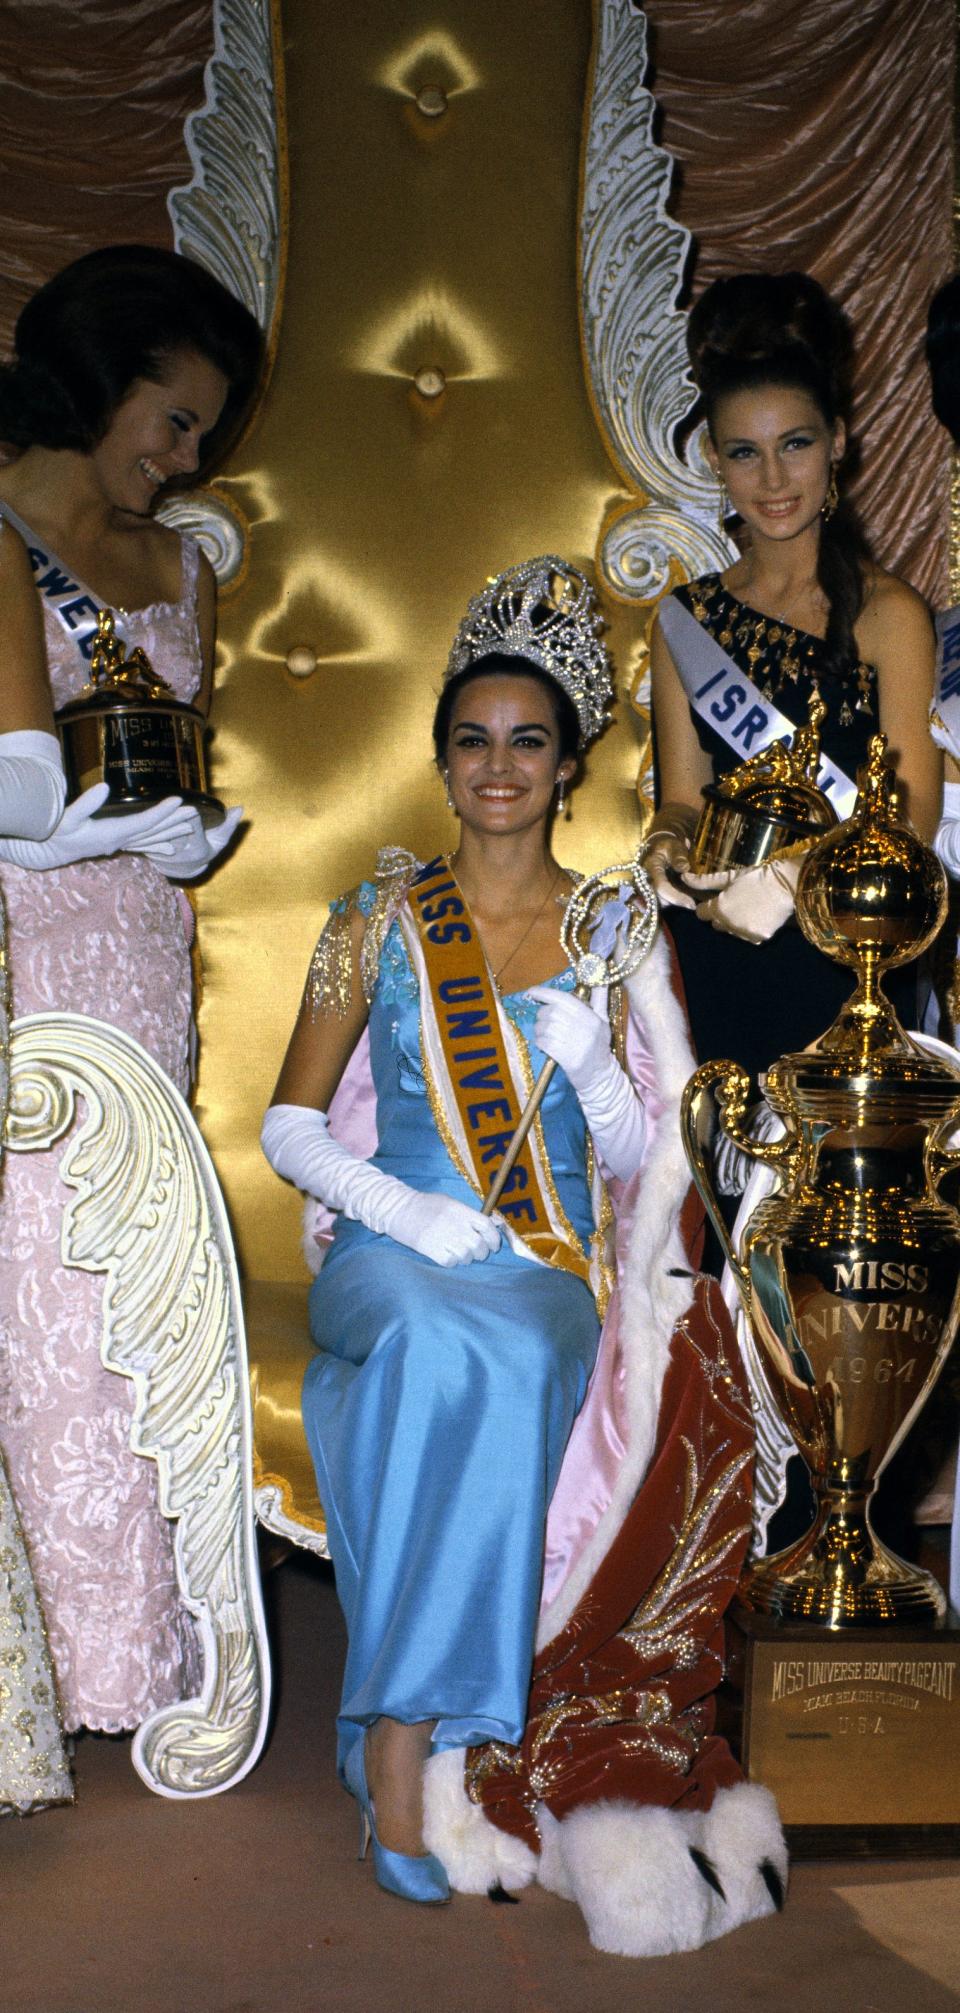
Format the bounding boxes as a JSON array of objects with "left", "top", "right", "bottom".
[{"left": 658, "top": 573, "right": 920, "bottom": 1087}]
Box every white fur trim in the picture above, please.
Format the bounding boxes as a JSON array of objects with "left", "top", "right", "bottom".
[
  {"left": 537, "top": 932, "right": 699, "bottom": 1648},
  {"left": 424, "top": 1752, "right": 787, "bottom": 1952},
  {"left": 422, "top": 1749, "right": 537, "bottom": 1894},
  {"left": 535, "top": 1805, "right": 576, "bottom": 1900},
  {"left": 539, "top": 1784, "right": 786, "bottom": 1957},
  {"left": 546, "top": 1800, "right": 712, "bottom": 1956},
  {"left": 700, "top": 1781, "right": 787, "bottom": 1930}
]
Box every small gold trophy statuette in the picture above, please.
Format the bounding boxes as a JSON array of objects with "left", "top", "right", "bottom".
[
  {"left": 682, "top": 735, "right": 959, "bottom": 1629},
  {"left": 57, "top": 609, "right": 223, "bottom": 823},
  {"left": 84, "top": 608, "right": 174, "bottom": 699}
]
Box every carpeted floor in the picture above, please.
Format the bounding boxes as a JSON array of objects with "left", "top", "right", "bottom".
[{"left": 3, "top": 1554, "right": 959, "bottom": 2013}]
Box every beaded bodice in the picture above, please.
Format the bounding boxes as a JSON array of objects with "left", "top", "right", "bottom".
[{"left": 674, "top": 573, "right": 878, "bottom": 785}]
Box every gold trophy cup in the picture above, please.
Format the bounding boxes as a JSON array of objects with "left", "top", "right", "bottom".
[
  {"left": 57, "top": 609, "right": 223, "bottom": 823},
  {"left": 681, "top": 736, "right": 960, "bottom": 1628},
  {"left": 689, "top": 692, "right": 838, "bottom": 875}
]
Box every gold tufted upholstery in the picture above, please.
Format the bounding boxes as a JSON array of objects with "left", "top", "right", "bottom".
[
  {"left": 246, "top": 1279, "right": 327, "bottom": 1547},
  {"left": 194, "top": 2, "right": 648, "bottom": 1293}
]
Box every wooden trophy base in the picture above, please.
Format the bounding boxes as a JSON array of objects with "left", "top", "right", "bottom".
[{"left": 723, "top": 1602, "right": 960, "bottom": 1856}]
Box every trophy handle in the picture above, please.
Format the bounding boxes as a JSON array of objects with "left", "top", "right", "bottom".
[
  {"left": 925, "top": 1112, "right": 960, "bottom": 1196},
  {"left": 680, "top": 1060, "right": 801, "bottom": 1310}
]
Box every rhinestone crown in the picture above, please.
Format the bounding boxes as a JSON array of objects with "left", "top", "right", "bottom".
[{"left": 444, "top": 555, "right": 614, "bottom": 747}]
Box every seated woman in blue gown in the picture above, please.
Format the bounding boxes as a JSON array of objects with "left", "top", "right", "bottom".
[{"left": 262, "top": 558, "right": 786, "bottom": 1955}]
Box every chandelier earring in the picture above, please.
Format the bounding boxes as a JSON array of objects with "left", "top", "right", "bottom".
[{"left": 822, "top": 468, "right": 840, "bottom": 521}]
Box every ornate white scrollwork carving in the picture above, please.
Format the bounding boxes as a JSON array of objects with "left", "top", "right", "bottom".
[
  {"left": 580, "top": 0, "right": 737, "bottom": 602},
  {"left": 7, "top": 1013, "right": 271, "bottom": 1799},
  {"left": 166, "top": 0, "right": 283, "bottom": 582},
  {"left": 167, "top": 0, "right": 282, "bottom": 333},
  {"left": 154, "top": 494, "right": 247, "bottom": 587},
  {"left": 254, "top": 1480, "right": 330, "bottom": 1561}
]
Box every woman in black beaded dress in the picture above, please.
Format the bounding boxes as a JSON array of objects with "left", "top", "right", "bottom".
[{"left": 647, "top": 272, "right": 941, "bottom": 1086}]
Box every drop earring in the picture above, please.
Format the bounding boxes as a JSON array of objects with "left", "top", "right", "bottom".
[
  {"left": 717, "top": 478, "right": 729, "bottom": 532},
  {"left": 822, "top": 468, "right": 839, "bottom": 520},
  {"left": 443, "top": 768, "right": 455, "bottom": 812},
  {"left": 556, "top": 774, "right": 570, "bottom": 821}
]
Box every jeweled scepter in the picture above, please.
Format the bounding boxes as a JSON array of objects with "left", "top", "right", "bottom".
[{"left": 482, "top": 857, "right": 658, "bottom": 1214}]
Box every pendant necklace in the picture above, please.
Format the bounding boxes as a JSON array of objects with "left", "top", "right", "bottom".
[
  {"left": 447, "top": 856, "right": 564, "bottom": 992},
  {"left": 492, "top": 868, "right": 564, "bottom": 991}
]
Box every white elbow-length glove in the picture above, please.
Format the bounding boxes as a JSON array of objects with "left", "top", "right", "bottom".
[
  {"left": 261, "top": 1102, "right": 502, "bottom": 1267},
  {"left": 0, "top": 728, "right": 66, "bottom": 840},
  {"left": 0, "top": 783, "right": 242, "bottom": 879},
  {"left": 527, "top": 987, "right": 646, "bottom": 1181},
  {"left": 933, "top": 781, "right": 960, "bottom": 878}
]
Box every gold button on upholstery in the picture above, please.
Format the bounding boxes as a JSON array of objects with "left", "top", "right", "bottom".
[
  {"left": 285, "top": 646, "right": 318, "bottom": 678},
  {"left": 415, "top": 85, "right": 448, "bottom": 117},
  {"left": 413, "top": 366, "right": 446, "bottom": 399}
]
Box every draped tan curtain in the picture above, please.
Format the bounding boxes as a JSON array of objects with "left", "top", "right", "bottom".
[
  {"left": 647, "top": 0, "right": 956, "bottom": 603},
  {"left": 0, "top": 1, "right": 211, "bottom": 331}
]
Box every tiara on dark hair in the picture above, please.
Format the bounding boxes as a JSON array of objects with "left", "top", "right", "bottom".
[{"left": 444, "top": 556, "right": 614, "bottom": 747}]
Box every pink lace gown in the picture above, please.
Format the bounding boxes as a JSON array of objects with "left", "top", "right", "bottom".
[{"left": 0, "top": 537, "right": 201, "bottom": 1732}]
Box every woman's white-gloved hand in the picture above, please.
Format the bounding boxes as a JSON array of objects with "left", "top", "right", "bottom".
[
  {"left": 261, "top": 1102, "right": 501, "bottom": 1267},
  {"left": 0, "top": 783, "right": 198, "bottom": 868},
  {"left": 696, "top": 854, "right": 802, "bottom": 944},
  {"left": 678, "top": 864, "right": 737, "bottom": 896},
  {"left": 642, "top": 830, "right": 698, "bottom": 911},
  {"left": 527, "top": 987, "right": 646, "bottom": 1181},
  {"left": 139, "top": 803, "right": 244, "bottom": 880},
  {"left": 376, "top": 1186, "right": 502, "bottom": 1266},
  {"left": 933, "top": 780, "right": 960, "bottom": 878}
]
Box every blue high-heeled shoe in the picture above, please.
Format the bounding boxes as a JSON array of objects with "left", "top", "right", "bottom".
[{"left": 343, "top": 1734, "right": 451, "bottom": 1906}]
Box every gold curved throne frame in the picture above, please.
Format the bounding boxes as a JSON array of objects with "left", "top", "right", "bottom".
[{"left": 241, "top": 0, "right": 741, "bottom": 1556}]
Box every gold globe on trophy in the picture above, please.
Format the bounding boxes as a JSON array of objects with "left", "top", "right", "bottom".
[
  {"left": 57, "top": 608, "right": 223, "bottom": 823},
  {"left": 681, "top": 735, "right": 960, "bottom": 1629}
]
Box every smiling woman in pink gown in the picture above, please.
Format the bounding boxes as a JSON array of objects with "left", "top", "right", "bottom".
[{"left": 0, "top": 246, "right": 261, "bottom": 1733}]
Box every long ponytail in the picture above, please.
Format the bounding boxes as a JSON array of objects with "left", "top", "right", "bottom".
[{"left": 817, "top": 499, "right": 870, "bottom": 680}]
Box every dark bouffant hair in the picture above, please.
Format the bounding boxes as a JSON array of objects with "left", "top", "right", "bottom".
[
  {"left": 688, "top": 270, "right": 868, "bottom": 684},
  {"left": 927, "top": 275, "right": 960, "bottom": 445},
  {"left": 432, "top": 655, "right": 581, "bottom": 764},
  {"left": 0, "top": 243, "right": 263, "bottom": 463}
]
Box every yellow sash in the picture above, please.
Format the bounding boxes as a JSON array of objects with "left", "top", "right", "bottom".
[{"left": 406, "top": 854, "right": 590, "bottom": 1287}]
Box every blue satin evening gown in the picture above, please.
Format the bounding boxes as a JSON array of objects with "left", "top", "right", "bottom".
[{"left": 303, "top": 893, "right": 600, "bottom": 1774}]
